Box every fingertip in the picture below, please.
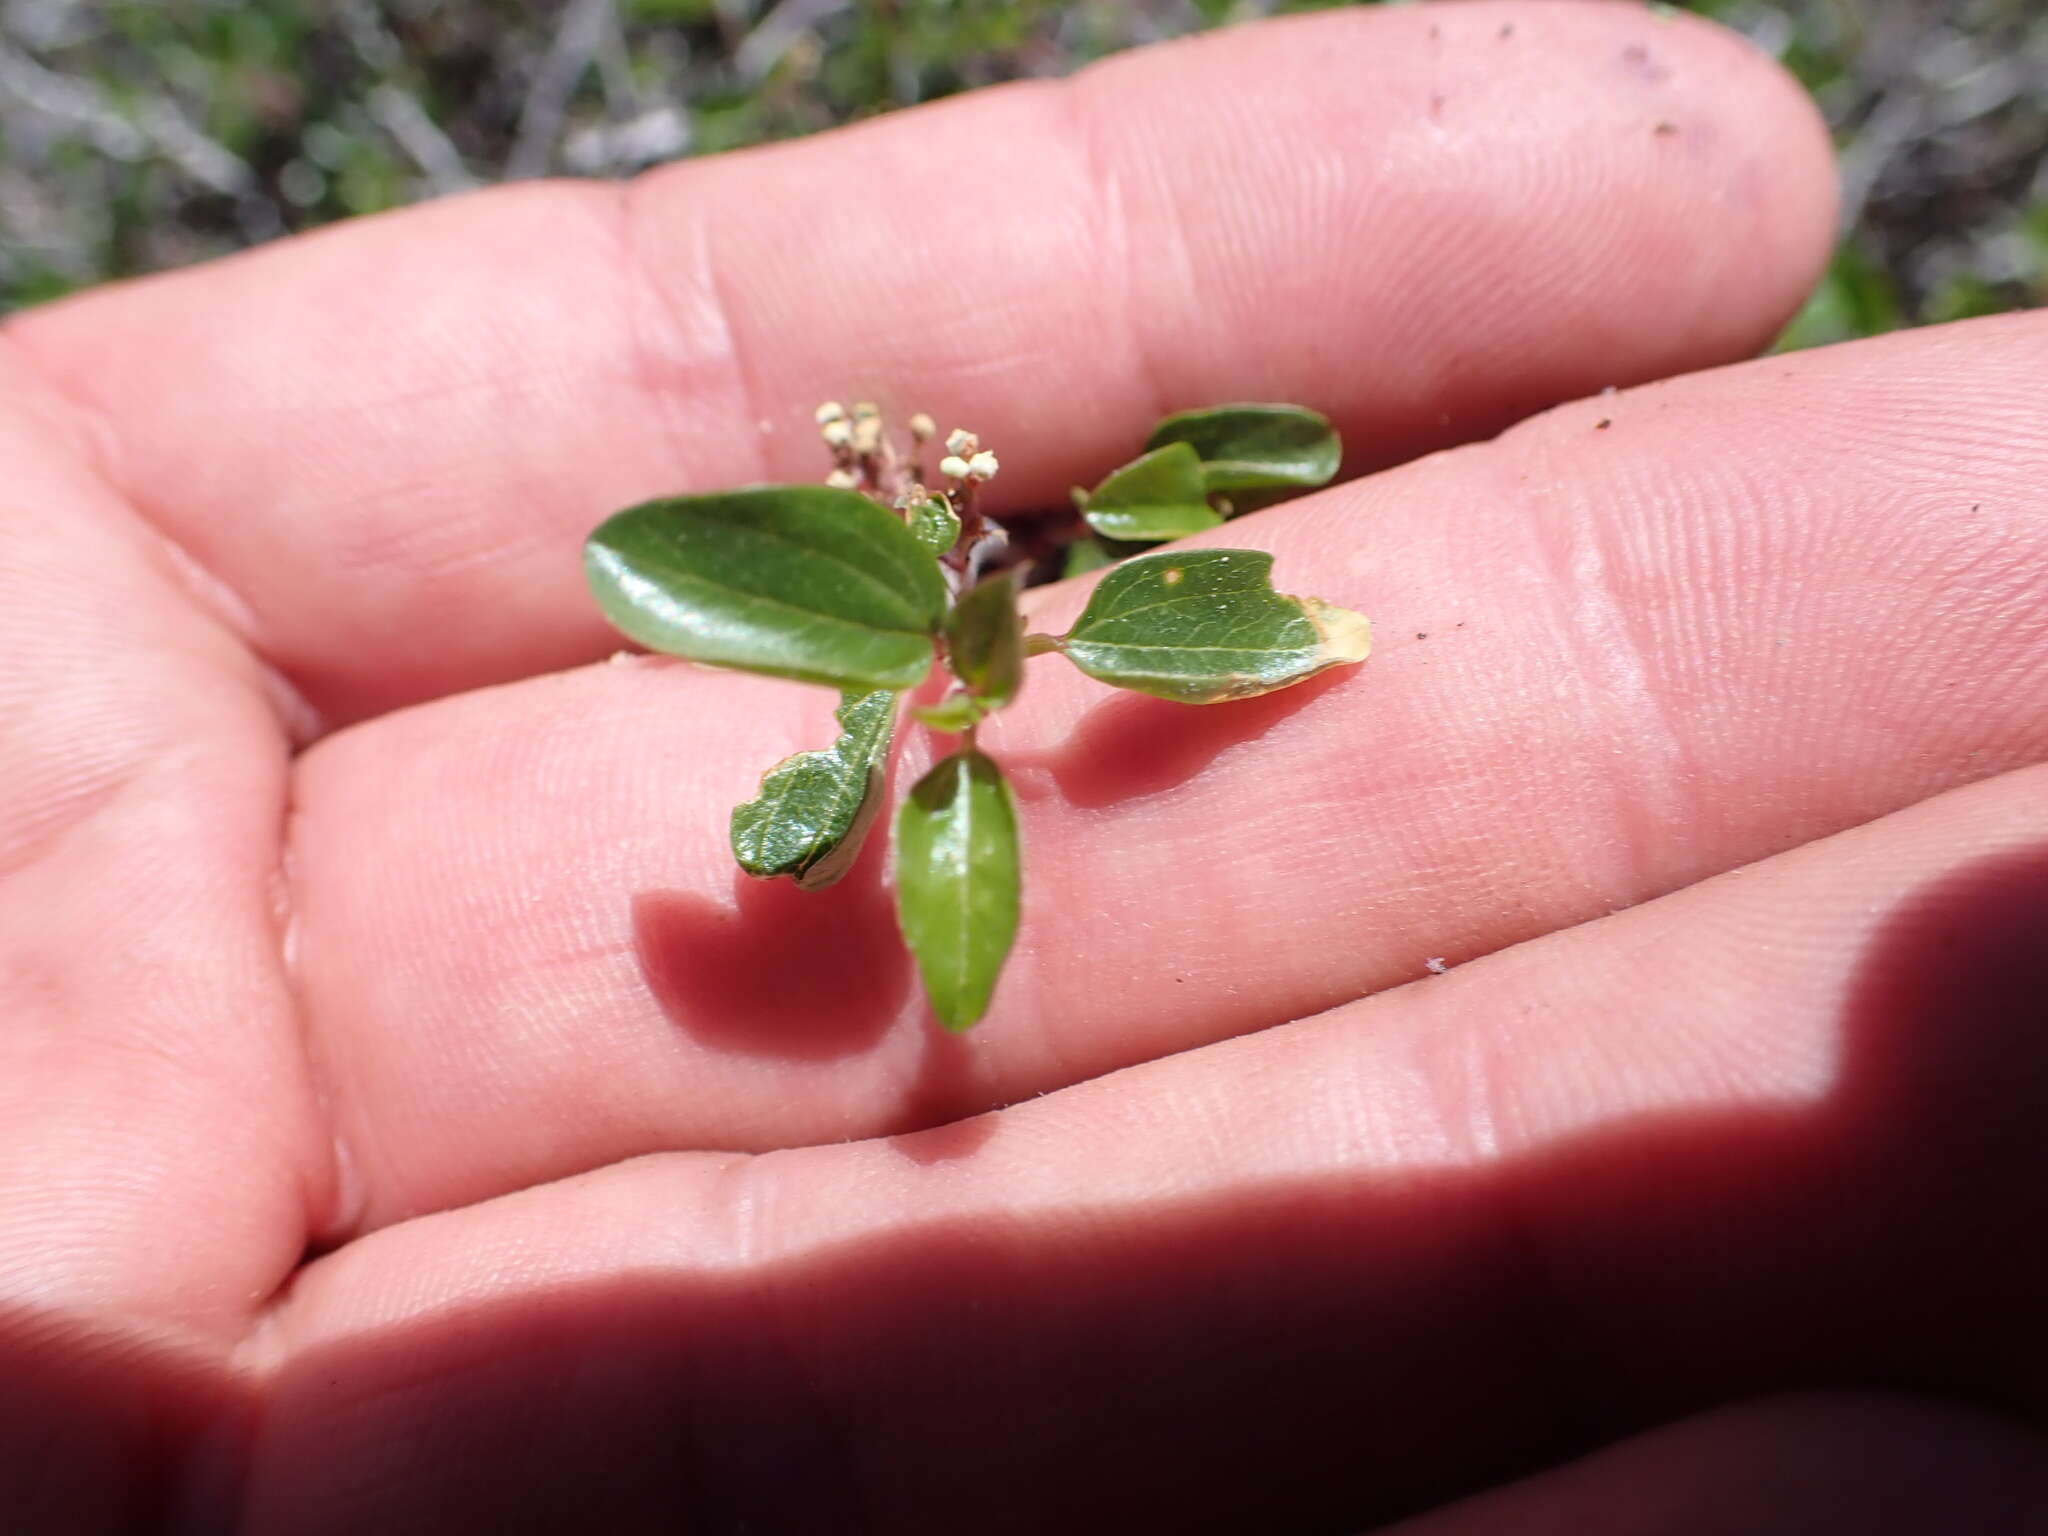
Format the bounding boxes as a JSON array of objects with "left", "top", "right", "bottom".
[
  {"left": 1483, "top": 0, "right": 1841, "bottom": 374},
  {"left": 1634, "top": 3, "right": 1842, "bottom": 350},
  {"left": 1063, "top": 0, "right": 1844, "bottom": 465}
]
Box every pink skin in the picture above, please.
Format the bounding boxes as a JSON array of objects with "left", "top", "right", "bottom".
[{"left": 2, "top": 3, "right": 2045, "bottom": 1530}]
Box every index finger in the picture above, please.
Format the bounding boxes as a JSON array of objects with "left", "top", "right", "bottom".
[{"left": 7, "top": 2, "right": 1834, "bottom": 725}]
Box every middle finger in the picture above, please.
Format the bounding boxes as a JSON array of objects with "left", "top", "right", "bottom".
[{"left": 291, "top": 313, "right": 2048, "bottom": 1232}]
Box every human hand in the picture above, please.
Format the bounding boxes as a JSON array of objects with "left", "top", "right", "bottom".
[{"left": 3, "top": 4, "right": 2044, "bottom": 1530}]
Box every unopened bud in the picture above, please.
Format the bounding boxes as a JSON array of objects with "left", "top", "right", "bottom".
[
  {"left": 820, "top": 418, "right": 853, "bottom": 448},
  {"left": 824, "top": 468, "right": 860, "bottom": 490},
  {"left": 965, "top": 450, "right": 999, "bottom": 481},
  {"left": 814, "top": 401, "right": 845, "bottom": 425},
  {"left": 938, "top": 454, "right": 971, "bottom": 480},
  {"left": 850, "top": 416, "right": 884, "bottom": 455},
  {"left": 852, "top": 400, "right": 881, "bottom": 420},
  {"left": 908, "top": 412, "right": 937, "bottom": 442},
  {"left": 944, "top": 428, "right": 978, "bottom": 456}
]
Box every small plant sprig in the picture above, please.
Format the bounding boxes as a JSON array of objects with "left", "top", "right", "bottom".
[{"left": 584, "top": 401, "right": 1369, "bottom": 1029}]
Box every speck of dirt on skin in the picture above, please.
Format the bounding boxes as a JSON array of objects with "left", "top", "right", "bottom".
[
  {"left": 1416, "top": 632, "right": 1428, "bottom": 641},
  {"left": 1498, "top": 23, "right": 1514, "bottom": 39},
  {"left": 1595, "top": 418, "right": 1612, "bottom": 430},
  {"left": 1653, "top": 120, "right": 1679, "bottom": 137}
]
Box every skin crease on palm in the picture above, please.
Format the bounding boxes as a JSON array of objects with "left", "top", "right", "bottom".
[{"left": 1, "top": 0, "right": 2047, "bottom": 1529}]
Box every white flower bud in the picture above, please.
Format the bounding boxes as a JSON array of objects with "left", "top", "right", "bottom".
[
  {"left": 908, "top": 413, "right": 937, "bottom": 442},
  {"left": 814, "top": 401, "right": 845, "bottom": 424},
  {"left": 850, "top": 416, "right": 883, "bottom": 456},
  {"left": 852, "top": 400, "right": 881, "bottom": 420},
  {"left": 944, "top": 428, "right": 978, "bottom": 457},
  {"left": 938, "top": 454, "right": 971, "bottom": 480},
  {"left": 824, "top": 468, "right": 860, "bottom": 489},
  {"left": 820, "top": 418, "right": 853, "bottom": 447},
  {"left": 965, "top": 450, "right": 999, "bottom": 481}
]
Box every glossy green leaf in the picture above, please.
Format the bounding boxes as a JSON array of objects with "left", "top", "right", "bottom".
[
  {"left": 894, "top": 749, "right": 1021, "bottom": 1031},
  {"left": 585, "top": 486, "right": 946, "bottom": 692},
  {"left": 908, "top": 494, "right": 961, "bottom": 555},
  {"left": 1057, "top": 548, "right": 1371, "bottom": 703},
  {"left": 1144, "top": 403, "right": 1342, "bottom": 493},
  {"left": 945, "top": 571, "right": 1024, "bottom": 708},
  {"left": 730, "top": 689, "right": 899, "bottom": 889},
  {"left": 1078, "top": 441, "right": 1222, "bottom": 543}
]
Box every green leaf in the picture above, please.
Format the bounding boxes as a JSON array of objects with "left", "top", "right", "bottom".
[
  {"left": 945, "top": 571, "right": 1024, "bottom": 708},
  {"left": 1079, "top": 442, "right": 1223, "bottom": 543},
  {"left": 730, "top": 689, "right": 899, "bottom": 889},
  {"left": 894, "top": 749, "right": 1021, "bottom": 1031},
  {"left": 1057, "top": 548, "right": 1371, "bottom": 704},
  {"left": 1062, "top": 536, "right": 1116, "bottom": 578},
  {"left": 907, "top": 494, "right": 961, "bottom": 555},
  {"left": 585, "top": 486, "right": 947, "bottom": 692},
  {"left": 1144, "top": 403, "right": 1341, "bottom": 493},
  {"left": 911, "top": 691, "right": 986, "bottom": 732}
]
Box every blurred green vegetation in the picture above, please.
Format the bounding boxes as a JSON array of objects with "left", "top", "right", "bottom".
[{"left": 3, "top": 0, "right": 2043, "bottom": 344}]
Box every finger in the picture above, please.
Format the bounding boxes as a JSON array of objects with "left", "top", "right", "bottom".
[
  {"left": 5, "top": 2, "right": 1834, "bottom": 724},
  {"left": 247, "top": 765, "right": 2048, "bottom": 1532},
  {"left": 1381, "top": 1394, "right": 2048, "bottom": 1536},
  {"left": 289, "top": 313, "right": 2048, "bottom": 1230}
]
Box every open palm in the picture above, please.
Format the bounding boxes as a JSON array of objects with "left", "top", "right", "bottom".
[{"left": 3, "top": 6, "right": 2045, "bottom": 1531}]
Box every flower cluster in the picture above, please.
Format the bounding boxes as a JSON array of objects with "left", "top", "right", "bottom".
[
  {"left": 812, "top": 402, "right": 1006, "bottom": 582},
  {"left": 938, "top": 428, "right": 999, "bottom": 483}
]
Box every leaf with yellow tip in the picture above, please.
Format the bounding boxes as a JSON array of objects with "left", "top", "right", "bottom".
[{"left": 1055, "top": 549, "right": 1370, "bottom": 703}]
